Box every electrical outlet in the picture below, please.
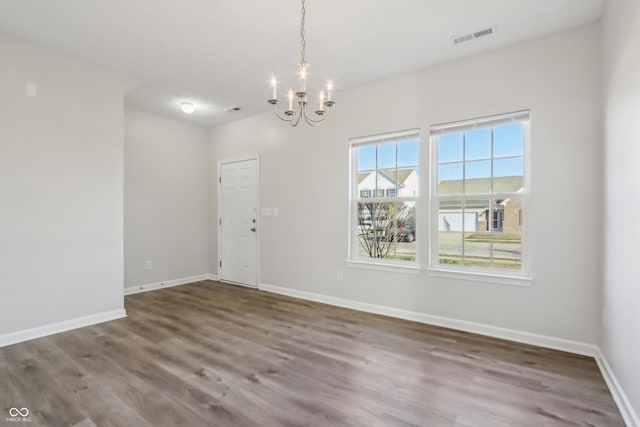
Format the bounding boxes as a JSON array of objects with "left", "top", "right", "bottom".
[
  {"left": 337, "top": 270, "right": 344, "bottom": 281},
  {"left": 145, "top": 260, "right": 152, "bottom": 270}
]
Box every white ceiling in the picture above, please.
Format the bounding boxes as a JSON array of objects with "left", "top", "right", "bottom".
[{"left": 0, "top": 0, "right": 606, "bottom": 128}]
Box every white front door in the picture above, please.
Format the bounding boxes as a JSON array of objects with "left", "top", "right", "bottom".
[{"left": 219, "top": 159, "right": 258, "bottom": 287}]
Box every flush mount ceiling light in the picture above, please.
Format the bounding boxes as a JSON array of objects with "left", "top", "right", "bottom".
[
  {"left": 268, "top": 0, "right": 335, "bottom": 127},
  {"left": 180, "top": 102, "right": 195, "bottom": 114}
]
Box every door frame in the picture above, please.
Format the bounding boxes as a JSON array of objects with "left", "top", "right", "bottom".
[{"left": 217, "top": 155, "right": 260, "bottom": 288}]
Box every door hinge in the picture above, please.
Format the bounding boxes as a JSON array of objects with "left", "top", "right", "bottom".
[
  {"left": 219, "top": 176, "right": 221, "bottom": 183},
  {"left": 219, "top": 218, "right": 222, "bottom": 226},
  {"left": 219, "top": 260, "right": 222, "bottom": 267}
]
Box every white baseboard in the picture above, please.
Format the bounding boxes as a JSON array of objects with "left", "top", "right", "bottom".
[
  {"left": 595, "top": 349, "right": 640, "bottom": 427},
  {"left": 0, "top": 309, "right": 127, "bottom": 348},
  {"left": 208, "top": 274, "right": 219, "bottom": 281},
  {"left": 124, "top": 274, "right": 213, "bottom": 295},
  {"left": 258, "top": 283, "right": 598, "bottom": 357}
]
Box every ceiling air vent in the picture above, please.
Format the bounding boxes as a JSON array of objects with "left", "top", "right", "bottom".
[{"left": 452, "top": 26, "right": 494, "bottom": 45}]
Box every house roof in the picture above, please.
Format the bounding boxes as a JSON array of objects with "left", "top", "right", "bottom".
[
  {"left": 438, "top": 176, "right": 523, "bottom": 194},
  {"left": 380, "top": 169, "right": 414, "bottom": 185},
  {"left": 357, "top": 168, "right": 416, "bottom": 186}
]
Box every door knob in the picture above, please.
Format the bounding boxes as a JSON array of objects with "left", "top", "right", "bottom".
[{"left": 251, "top": 227, "right": 257, "bottom": 232}]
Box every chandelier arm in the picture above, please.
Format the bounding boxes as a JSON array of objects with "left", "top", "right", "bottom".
[
  {"left": 301, "top": 104, "right": 327, "bottom": 124},
  {"left": 290, "top": 110, "right": 302, "bottom": 127},
  {"left": 272, "top": 103, "right": 295, "bottom": 122},
  {"left": 303, "top": 112, "right": 326, "bottom": 125},
  {"left": 302, "top": 113, "right": 323, "bottom": 127}
]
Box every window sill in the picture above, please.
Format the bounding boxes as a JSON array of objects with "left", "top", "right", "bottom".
[
  {"left": 347, "top": 260, "right": 422, "bottom": 275},
  {"left": 426, "top": 267, "right": 533, "bottom": 287}
]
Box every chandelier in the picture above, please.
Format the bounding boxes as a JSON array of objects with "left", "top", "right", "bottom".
[{"left": 268, "top": 0, "right": 335, "bottom": 127}]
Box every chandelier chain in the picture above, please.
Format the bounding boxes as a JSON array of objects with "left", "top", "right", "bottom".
[{"left": 300, "top": 0, "right": 306, "bottom": 63}]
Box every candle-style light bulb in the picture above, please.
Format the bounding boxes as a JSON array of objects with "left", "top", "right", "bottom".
[
  {"left": 288, "top": 89, "right": 294, "bottom": 111},
  {"left": 319, "top": 91, "right": 325, "bottom": 111},
  {"left": 326, "top": 80, "right": 333, "bottom": 102},
  {"left": 270, "top": 75, "right": 277, "bottom": 100},
  {"left": 300, "top": 67, "right": 307, "bottom": 92}
]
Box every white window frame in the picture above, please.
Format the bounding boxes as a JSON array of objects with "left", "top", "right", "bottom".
[
  {"left": 428, "top": 111, "right": 532, "bottom": 286},
  {"left": 348, "top": 129, "right": 421, "bottom": 273}
]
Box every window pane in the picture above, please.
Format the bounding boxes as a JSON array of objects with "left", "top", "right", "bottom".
[
  {"left": 463, "top": 199, "right": 491, "bottom": 267},
  {"left": 377, "top": 143, "right": 396, "bottom": 170},
  {"left": 492, "top": 234, "right": 521, "bottom": 270},
  {"left": 357, "top": 145, "right": 376, "bottom": 172},
  {"left": 464, "top": 199, "right": 489, "bottom": 233},
  {"left": 500, "top": 197, "right": 522, "bottom": 233},
  {"left": 438, "top": 200, "right": 463, "bottom": 232},
  {"left": 438, "top": 163, "right": 463, "bottom": 195},
  {"left": 465, "top": 160, "right": 491, "bottom": 194},
  {"left": 357, "top": 171, "right": 374, "bottom": 198},
  {"left": 438, "top": 133, "right": 463, "bottom": 163},
  {"left": 375, "top": 171, "right": 392, "bottom": 196},
  {"left": 356, "top": 202, "right": 381, "bottom": 258},
  {"left": 398, "top": 139, "right": 419, "bottom": 168},
  {"left": 464, "top": 234, "right": 491, "bottom": 268},
  {"left": 494, "top": 157, "right": 523, "bottom": 178},
  {"left": 356, "top": 202, "right": 415, "bottom": 261},
  {"left": 393, "top": 201, "right": 416, "bottom": 261},
  {"left": 390, "top": 167, "right": 420, "bottom": 197},
  {"left": 438, "top": 232, "right": 463, "bottom": 266},
  {"left": 465, "top": 128, "right": 491, "bottom": 160},
  {"left": 493, "top": 157, "right": 523, "bottom": 194},
  {"left": 494, "top": 123, "right": 524, "bottom": 158}
]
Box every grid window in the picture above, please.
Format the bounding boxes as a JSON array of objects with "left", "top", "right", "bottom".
[
  {"left": 431, "top": 111, "right": 529, "bottom": 275},
  {"left": 350, "top": 130, "right": 420, "bottom": 265}
]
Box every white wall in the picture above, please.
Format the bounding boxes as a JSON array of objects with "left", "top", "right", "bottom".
[
  {"left": 0, "top": 32, "right": 128, "bottom": 336},
  {"left": 124, "top": 107, "right": 211, "bottom": 289},
  {"left": 210, "top": 24, "right": 602, "bottom": 344},
  {"left": 602, "top": 0, "right": 640, "bottom": 420}
]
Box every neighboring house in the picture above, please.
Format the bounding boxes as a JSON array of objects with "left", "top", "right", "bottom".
[
  {"left": 438, "top": 176, "right": 523, "bottom": 233},
  {"left": 357, "top": 168, "right": 419, "bottom": 198}
]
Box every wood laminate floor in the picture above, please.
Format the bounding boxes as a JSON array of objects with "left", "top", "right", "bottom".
[{"left": 1, "top": 281, "right": 624, "bottom": 427}]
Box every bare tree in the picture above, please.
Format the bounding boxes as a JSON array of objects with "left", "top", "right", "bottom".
[{"left": 357, "top": 202, "right": 409, "bottom": 259}]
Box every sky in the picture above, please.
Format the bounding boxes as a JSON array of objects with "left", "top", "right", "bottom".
[
  {"left": 357, "top": 139, "right": 419, "bottom": 171},
  {"left": 356, "top": 123, "right": 524, "bottom": 183}
]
